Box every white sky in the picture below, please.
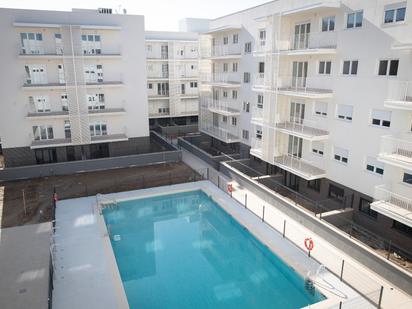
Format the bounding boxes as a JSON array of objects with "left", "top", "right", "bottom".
[{"left": 0, "top": 0, "right": 271, "bottom": 30}]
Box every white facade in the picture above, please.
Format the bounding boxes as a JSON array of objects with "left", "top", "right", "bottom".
[
  {"left": 0, "top": 8, "right": 149, "bottom": 166},
  {"left": 145, "top": 31, "right": 200, "bottom": 119},
  {"left": 199, "top": 1, "right": 412, "bottom": 230}
]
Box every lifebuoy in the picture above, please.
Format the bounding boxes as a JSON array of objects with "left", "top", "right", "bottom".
[
  {"left": 304, "top": 237, "right": 314, "bottom": 251},
  {"left": 227, "top": 183, "right": 233, "bottom": 193}
]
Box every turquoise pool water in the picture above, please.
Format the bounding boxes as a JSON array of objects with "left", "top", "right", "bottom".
[{"left": 103, "top": 190, "right": 325, "bottom": 308}]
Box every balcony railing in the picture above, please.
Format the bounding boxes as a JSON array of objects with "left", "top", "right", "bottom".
[
  {"left": 254, "top": 40, "right": 270, "bottom": 53},
  {"left": 200, "top": 73, "right": 241, "bottom": 85},
  {"left": 200, "top": 97, "right": 240, "bottom": 115},
  {"left": 276, "top": 76, "right": 333, "bottom": 98},
  {"left": 275, "top": 116, "right": 329, "bottom": 140},
  {"left": 147, "top": 71, "right": 169, "bottom": 79},
  {"left": 379, "top": 135, "right": 412, "bottom": 168},
  {"left": 372, "top": 185, "right": 412, "bottom": 227},
  {"left": 385, "top": 81, "right": 412, "bottom": 109},
  {"left": 253, "top": 73, "right": 266, "bottom": 88},
  {"left": 31, "top": 138, "right": 72, "bottom": 149},
  {"left": 200, "top": 124, "right": 240, "bottom": 143},
  {"left": 251, "top": 105, "right": 264, "bottom": 122},
  {"left": 273, "top": 154, "right": 326, "bottom": 180},
  {"left": 278, "top": 32, "right": 337, "bottom": 52}
]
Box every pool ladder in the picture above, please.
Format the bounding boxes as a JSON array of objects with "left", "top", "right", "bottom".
[{"left": 96, "top": 194, "right": 119, "bottom": 214}]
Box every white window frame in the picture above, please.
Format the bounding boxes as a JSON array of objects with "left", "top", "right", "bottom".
[
  {"left": 371, "top": 109, "right": 391, "bottom": 128},
  {"left": 384, "top": 3, "right": 407, "bottom": 24},
  {"left": 30, "top": 95, "right": 51, "bottom": 112},
  {"left": 89, "top": 121, "right": 107, "bottom": 136},
  {"left": 314, "top": 101, "right": 328, "bottom": 117},
  {"left": 365, "top": 156, "right": 384, "bottom": 176},
  {"left": 32, "top": 125, "right": 54, "bottom": 140},
  {"left": 318, "top": 60, "right": 332, "bottom": 75},
  {"left": 346, "top": 10, "right": 363, "bottom": 29},
  {"left": 312, "top": 141, "right": 325, "bottom": 156},
  {"left": 321, "top": 16, "right": 335, "bottom": 32},
  {"left": 336, "top": 104, "right": 353, "bottom": 122},
  {"left": 342, "top": 60, "right": 358, "bottom": 75},
  {"left": 87, "top": 94, "right": 105, "bottom": 110},
  {"left": 242, "top": 129, "right": 249, "bottom": 140},
  {"left": 333, "top": 146, "right": 349, "bottom": 164},
  {"left": 377, "top": 59, "right": 399, "bottom": 76}
]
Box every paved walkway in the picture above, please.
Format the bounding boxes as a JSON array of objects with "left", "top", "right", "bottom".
[
  {"left": 0, "top": 223, "right": 52, "bottom": 309},
  {"left": 181, "top": 148, "right": 412, "bottom": 309}
]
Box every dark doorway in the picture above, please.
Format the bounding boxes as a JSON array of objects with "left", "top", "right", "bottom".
[
  {"left": 90, "top": 143, "right": 109, "bottom": 159},
  {"left": 35, "top": 148, "right": 57, "bottom": 164},
  {"left": 66, "top": 146, "right": 76, "bottom": 161}
]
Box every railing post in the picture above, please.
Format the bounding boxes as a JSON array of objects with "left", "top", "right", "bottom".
[
  {"left": 338, "top": 301, "right": 342, "bottom": 309},
  {"left": 207, "top": 167, "right": 209, "bottom": 180},
  {"left": 217, "top": 175, "right": 220, "bottom": 189},
  {"left": 340, "top": 260, "right": 345, "bottom": 281},
  {"left": 262, "top": 205, "right": 265, "bottom": 222},
  {"left": 378, "top": 286, "right": 384, "bottom": 309},
  {"left": 283, "top": 220, "right": 286, "bottom": 238},
  {"left": 387, "top": 240, "right": 392, "bottom": 260},
  {"left": 244, "top": 194, "right": 247, "bottom": 209}
]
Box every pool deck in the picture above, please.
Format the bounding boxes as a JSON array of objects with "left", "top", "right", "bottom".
[{"left": 54, "top": 180, "right": 366, "bottom": 309}]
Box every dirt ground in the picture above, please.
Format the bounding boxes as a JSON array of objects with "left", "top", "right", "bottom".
[{"left": 0, "top": 162, "right": 202, "bottom": 228}]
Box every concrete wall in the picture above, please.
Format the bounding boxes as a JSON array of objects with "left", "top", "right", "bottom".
[
  {"left": 219, "top": 161, "right": 412, "bottom": 296},
  {"left": 159, "top": 124, "right": 198, "bottom": 136}
]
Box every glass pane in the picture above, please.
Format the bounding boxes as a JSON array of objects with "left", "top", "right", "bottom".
[
  {"left": 322, "top": 18, "right": 328, "bottom": 32},
  {"left": 396, "top": 7, "right": 406, "bottom": 22},
  {"left": 82, "top": 35, "right": 87, "bottom": 41},
  {"left": 36, "top": 33, "right": 43, "bottom": 41},
  {"left": 343, "top": 61, "right": 350, "bottom": 74},
  {"left": 384, "top": 9, "right": 395, "bottom": 23},
  {"left": 330, "top": 17, "right": 335, "bottom": 31},
  {"left": 355, "top": 11, "right": 363, "bottom": 27},
  {"left": 28, "top": 33, "right": 35, "bottom": 40},
  {"left": 47, "top": 127, "right": 54, "bottom": 139},
  {"left": 319, "top": 61, "right": 325, "bottom": 74},
  {"left": 378, "top": 60, "right": 388, "bottom": 75},
  {"left": 389, "top": 60, "right": 399, "bottom": 76},
  {"left": 88, "top": 35, "right": 93, "bottom": 41},
  {"left": 40, "top": 127, "right": 47, "bottom": 139},
  {"left": 351, "top": 61, "right": 358, "bottom": 75},
  {"left": 326, "top": 61, "right": 331, "bottom": 74},
  {"left": 347, "top": 13, "right": 354, "bottom": 28},
  {"left": 95, "top": 35, "right": 101, "bottom": 41}
]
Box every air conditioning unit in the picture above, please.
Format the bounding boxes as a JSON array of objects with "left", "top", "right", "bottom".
[{"left": 98, "top": 8, "right": 112, "bottom": 14}]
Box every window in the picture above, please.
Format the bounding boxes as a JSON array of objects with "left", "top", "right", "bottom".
[
  {"left": 257, "top": 94, "right": 264, "bottom": 108},
  {"left": 32, "top": 125, "right": 54, "bottom": 140},
  {"left": 242, "top": 129, "right": 249, "bottom": 140},
  {"left": 146, "top": 45, "right": 152, "bottom": 52},
  {"left": 232, "top": 62, "right": 238, "bottom": 72},
  {"left": 190, "top": 82, "right": 198, "bottom": 88},
  {"left": 312, "top": 142, "right": 324, "bottom": 156},
  {"left": 384, "top": 4, "right": 407, "bottom": 24},
  {"left": 61, "top": 93, "right": 68, "bottom": 111},
  {"left": 342, "top": 60, "right": 358, "bottom": 75},
  {"left": 322, "top": 16, "right": 335, "bottom": 32},
  {"left": 29, "top": 96, "right": 50, "bottom": 112},
  {"left": 328, "top": 184, "right": 345, "bottom": 202},
  {"left": 244, "top": 42, "right": 252, "bottom": 53},
  {"left": 307, "top": 179, "right": 321, "bottom": 192},
  {"left": 81, "top": 34, "right": 101, "bottom": 55},
  {"left": 243, "top": 101, "right": 250, "bottom": 112},
  {"left": 222, "top": 116, "right": 228, "bottom": 123},
  {"left": 223, "top": 90, "right": 228, "bottom": 98},
  {"left": 314, "top": 101, "right": 328, "bottom": 117},
  {"left": 148, "top": 83, "right": 153, "bottom": 89},
  {"left": 359, "top": 198, "right": 378, "bottom": 218},
  {"left": 223, "top": 63, "right": 228, "bottom": 72},
  {"left": 371, "top": 109, "right": 391, "bottom": 127},
  {"left": 334, "top": 146, "right": 349, "bottom": 164},
  {"left": 231, "top": 117, "right": 237, "bottom": 126},
  {"left": 89, "top": 122, "right": 107, "bottom": 136},
  {"left": 392, "top": 221, "right": 412, "bottom": 237},
  {"left": 64, "top": 120, "right": 71, "bottom": 139},
  {"left": 256, "top": 127, "right": 263, "bottom": 139},
  {"left": 20, "top": 32, "right": 43, "bottom": 54},
  {"left": 336, "top": 104, "right": 353, "bottom": 121},
  {"left": 158, "top": 107, "right": 169, "bottom": 114},
  {"left": 347, "top": 10, "right": 363, "bottom": 28},
  {"left": 244, "top": 72, "right": 250, "bottom": 83},
  {"left": 378, "top": 59, "right": 399, "bottom": 76},
  {"left": 319, "top": 61, "right": 332, "bottom": 74},
  {"left": 366, "top": 157, "right": 384, "bottom": 175},
  {"left": 87, "top": 94, "right": 105, "bottom": 110},
  {"left": 232, "top": 90, "right": 238, "bottom": 99},
  {"left": 223, "top": 36, "right": 228, "bottom": 45},
  {"left": 403, "top": 172, "right": 412, "bottom": 185},
  {"left": 259, "top": 29, "right": 266, "bottom": 41},
  {"left": 233, "top": 34, "right": 239, "bottom": 44}
]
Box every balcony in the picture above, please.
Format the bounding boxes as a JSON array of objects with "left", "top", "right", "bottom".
[
  {"left": 273, "top": 155, "right": 326, "bottom": 180},
  {"left": 22, "top": 81, "right": 124, "bottom": 91},
  {"left": 250, "top": 137, "right": 263, "bottom": 158},
  {"left": 251, "top": 105, "right": 264, "bottom": 123},
  {"left": 200, "top": 125, "right": 240, "bottom": 143},
  {"left": 277, "top": 76, "right": 333, "bottom": 99},
  {"left": 210, "top": 45, "right": 242, "bottom": 59},
  {"left": 18, "top": 52, "right": 122, "bottom": 60},
  {"left": 378, "top": 135, "right": 412, "bottom": 169},
  {"left": 274, "top": 117, "right": 329, "bottom": 141},
  {"left": 148, "top": 94, "right": 169, "bottom": 100},
  {"left": 253, "top": 40, "right": 270, "bottom": 55},
  {"left": 384, "top": 81, "right": 412, "bottom": 110},
  {"left": 371, "top": 185, "right": 412, "bottom": 228},
  {"left": 201, "top": 73, "right": 241, "bottom": 87},
  {"left": 88, "top": 108, "right": 126, "bottom": 116},
  {"left": 147, "top": 71, "right": 169, "bottom": 80},
  {"left": 200, "top": 98, "right": 240, "bottom": 116},
  {"left": 277, "top": 32, "right": 337, "bottom": 55},
  {"left": 31, "top": 138, "right": 72, "bottom": 149},
  {"left": 252, "top": 73, "right": 269, "bottom": 90},
  {"left": 26, "top": 108, "right": 125, "bottom": 119}
]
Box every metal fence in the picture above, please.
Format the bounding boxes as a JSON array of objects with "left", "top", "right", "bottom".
[{"left": 204, "top": 167, "right": 384, "bottom": 308}]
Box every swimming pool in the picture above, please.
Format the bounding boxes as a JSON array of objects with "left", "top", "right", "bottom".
[{"left": 103, "top": 190, "right": 325, "bottom": 308}]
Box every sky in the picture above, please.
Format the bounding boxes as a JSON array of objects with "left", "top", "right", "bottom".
[{"left": 0, "top": 0, "right": 271, "bottom": 30}]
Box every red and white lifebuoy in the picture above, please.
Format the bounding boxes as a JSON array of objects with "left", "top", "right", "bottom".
[
  {"left": 304, "top": 237, "right": 314, "bottom": 251},
  {"left": 227, "top": 183, "right": 233, "bottom": 193}
]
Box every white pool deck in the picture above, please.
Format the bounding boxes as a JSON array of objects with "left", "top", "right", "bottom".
[{"left": 55, "top": 179, "right": 368, "bottom": 309}]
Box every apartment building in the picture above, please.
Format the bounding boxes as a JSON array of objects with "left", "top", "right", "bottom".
[
  {"left": 199, "top": 0, "right": 412, "bottom": 248},
  {"left": 145, "top": 31, "right": 200, "bottom": 128},
  {"left": 0, "top": 8, "right": 149, "bottom": 167}
]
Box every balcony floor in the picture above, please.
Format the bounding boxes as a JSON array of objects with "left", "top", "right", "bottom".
[
  {"left": 371, "top": 200, "right": 412, "bottom": 228},
  {"left": 273, "top": 155, "right": 326, "bottom": 180},
  {"left": 379, "top": 150, "right": 412, "bottom": 169},
  {"left": 277, "top": 86, "right": 333, "bottom": 99},
  {"left": 275, "top": 121, "right": 329, "bottom": 140}
]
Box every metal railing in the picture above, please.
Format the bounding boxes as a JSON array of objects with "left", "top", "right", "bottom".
[
  {"left": 379, "top": 135, "right": 412, "bottom": 162},
  {"left": 273, "top": 154, "right": 326, "bottom": 179},
  {"left": 200, "top": 97, "right": 240, "bottom": 114},
  {"left": 374, "top": 185, "right": 412, "bottom": 212},
  {"left": 277, "top": 75, "right": 333, "bottom": 95},
  {"left": 278, "top": 31, "right": 337, "bottom": 51},
  {"left": 252, "top": 73, "right": 266, "bottom": 88},
  {"left": 199, "top": 124, "right": 240, "bottom": 143},
  {"left": 386, "top": 80, "right": 412, "bottom": 103},
  {"left": 200, "top": 72, "right": 241, "bottom": 84},
  {"left": 274, "top": 116, "right": 329, "bottom": 139},
  {"left": 211, "top": 44, "right": 241, "bottom": 57}
]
